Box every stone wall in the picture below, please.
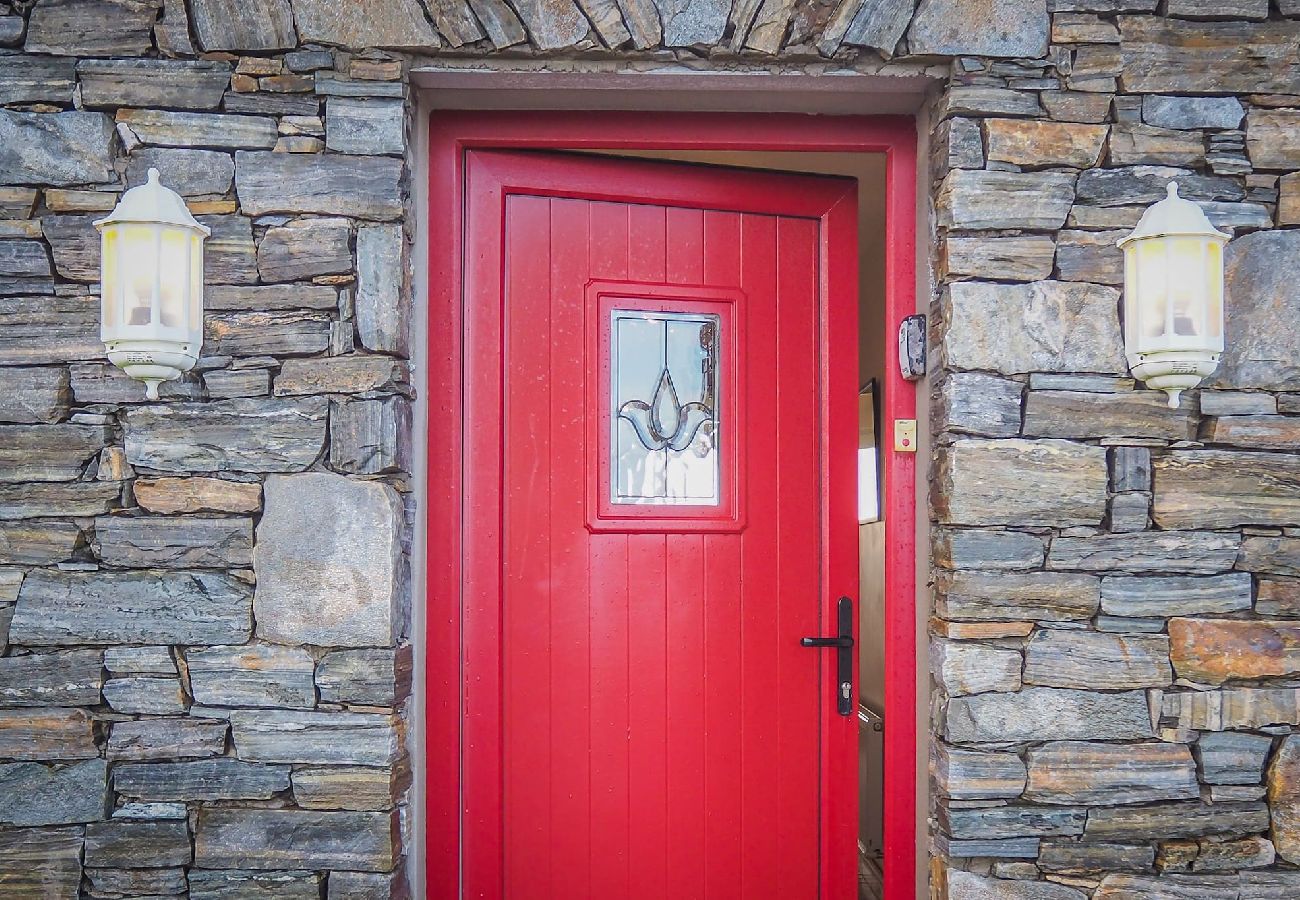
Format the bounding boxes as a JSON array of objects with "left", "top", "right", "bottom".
[
  {"left": 922, "top": 3, "right": 1300, "bottom": 898},
  {"left": 0, "top": 1, "right": 415, "bottom": 896},
  {"left": 4, "top": 0, "right": 1300, "bottom": 897}
]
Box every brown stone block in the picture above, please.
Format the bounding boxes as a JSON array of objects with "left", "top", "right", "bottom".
[
  {"left": 0, "top": 708, "right": 97, "bottom": 760},
  {"left": 1202, "top": 415, "right": 1300, "bottom": 450},
  {"left": 1259, "top": 577, "right": 1300, "bottom": 617},
  {"left": 1170, "top": 618, "right": 1300, "bottom": 684},
  {"left": 1269, "top": 735, "right": 1300, "bottom": 864},
  {"left": 1025, "top": 741, "right": 1197, "bottom": 805},
  {"left": 985, "top": 118, "right": 1108, "bottom": 168},
  {"left": 133, "top": 477, "right": 261, "bottom": 514},
  {"left": 1119, "top": 17, "right": 1300, "bottom": 94},
  {"left": 1154, "top": 450, "right": 1300, "bottom": 529},
  {"left": 1108, "top": 123, "right": 1206, "bottom": 167}
]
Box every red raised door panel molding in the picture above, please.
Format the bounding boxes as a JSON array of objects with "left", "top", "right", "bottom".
[{"left": 427, "top": 113, "right": 919, "bottom": 900}]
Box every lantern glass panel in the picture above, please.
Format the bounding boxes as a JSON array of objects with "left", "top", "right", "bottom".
[
  {"left": 1205, "top": 239, "right": 1224, "bottom": 343},
  {"left": 189, "top": 235, "right": 202, "bottom": 331},
  {"left": 101, "top": 228, "right": 120, "bottom": 334},
  {"left": 157, "top": 226, "right": 190, "bottom": 330},
  {"left": 1167, "top": 236, "right": 1204, "bottom": 339},
  {"left": 1134, "top": 239, "right": 1168, "bottom": 343},
  {"left": 119, "top": 223, "right": 160, "bottom": 328}
]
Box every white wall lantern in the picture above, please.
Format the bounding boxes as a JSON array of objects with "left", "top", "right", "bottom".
[
  {"left": 1117, "top": 182, "right": 1229, "bottom": 408},
  {"left": 94, "top": 168, "right": 208, "bottom": 400}
]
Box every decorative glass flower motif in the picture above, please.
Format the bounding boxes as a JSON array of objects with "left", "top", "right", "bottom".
[{"left": 618, "top": 368, "right": 713, "bottom": 452}]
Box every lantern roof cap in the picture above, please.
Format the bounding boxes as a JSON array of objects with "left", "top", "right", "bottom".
[
  {"left": 1117, "top": 181, "right": 1228, "bottom": 248},
  {"left": 94, "top": 168, "right": 210, "bottom": 236}
]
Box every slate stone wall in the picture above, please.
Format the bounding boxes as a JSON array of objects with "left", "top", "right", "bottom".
[
  {"left": 0, "top": 1, "right": 414, "bottom": 896},
  {"left": 2, "top": 0, "right": 1300, "bottom": 897}
]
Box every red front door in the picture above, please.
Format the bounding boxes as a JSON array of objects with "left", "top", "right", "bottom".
[{"left": 461, "top": 149, "right": 859, "bottom": 900}]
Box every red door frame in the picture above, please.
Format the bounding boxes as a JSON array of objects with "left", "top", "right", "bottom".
[{"left": 426, "top": 111, "right": 919, "bottom": 900}]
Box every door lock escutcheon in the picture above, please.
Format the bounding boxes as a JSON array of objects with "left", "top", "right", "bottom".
[{"left": 800, "top": 596, "right": 855, "bottom": 716}]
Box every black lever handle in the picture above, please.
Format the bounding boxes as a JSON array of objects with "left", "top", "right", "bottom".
[
  {"left": 801, "top": 596, "right": 855, "bottom": 716},
  {"left": 800, "top": 636, "right": 853, "bottom": 649}
]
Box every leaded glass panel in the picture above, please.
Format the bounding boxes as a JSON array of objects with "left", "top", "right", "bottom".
[{"left": 610, "top": 308, "right": 720, "bottom": 505}]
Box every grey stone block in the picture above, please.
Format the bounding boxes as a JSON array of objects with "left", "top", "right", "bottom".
[
  {"left": 124, "top": 398, "right": 327, "bottom": 474},
  {"left": 189, "top": 869, "right": 323, "bottom": 899},
  {"left": 77, "top": 58, "right": 231, "bottom": 109},
  {"left": 1048, "top": 530, "right": 1241, "bottom": 574},
  {"left": 106, "top": 717, "right": 228, "bottom": 761},
  {"left": 355, "top": 223, "right": 407, "bottom": 354},
  {"left": 937, "top": 170, "right": 1075, "bottom": 230},
  {"left": 117, "top": 109, "right": 277, "bottom": 150},
  {"left": 1155, "top": 450, "right": 1300, "bottom": 529},
  {"left": 0, "top": 55, "right": 76, "bottom": 105},
  {"left": 0, "top": 520, "right": 83, "bottom": 565},
  {"left": 317, "top": 647, "right": 411, "bottom": 706},
  {"left": 188, "top": 644, "right": 316, "bottom": 709},
  {"left": 24, "top": 0, "right": 159, "bottom": 55},
  {"left": 1143, "top": 96, "right": 1245, "bottom": 130},
  {"left": 85, "top": 819, "right": 192, "bottom": 869},
  {"left": 908, "top": 0, "right": 1048, "bottom": 57},
  {"left": 0, "top": 650, "right": 103, "bottom": 707},
  {"left": 933, "top": 439, "right": 1108, "bottom": 527},
  {"left": 1101, "top": 573, "right": 1252, "bottom": 617},
  {"left": 0, "top": 827, "right": 84, "bottom": 897},
  {"left": 114, "top": 758, "right": 291, "bottom": 801},
  {"left": 125, "top": 148, "right": 235, "bottom": 197},
  {"left": 253, "top": 473, "right": 402, "bottom": 647},
  {"left": 230, "top": 709, "right": 403, "bottom": 765},
  {"left": 257, "top": 217, "right": 353, "bottom": 282},
  {"left": 12, "top": 570, "right": 252, "bottom": 646},
  {"left": 946, "top": 687, "right": 1154, "bottom": 743},
  {"left": 331, "top": 396, "right": 411, "bottom": 475},
  {"left": 0, "top": 367, "right": 70, "bottom": 425},
  {"left": 234, "top": 151, "right": 403, "bottom": 219},
  {"left": 0, "top": 759, "right": 108, "bottom": 825},
  {"left": 103, "top": 676, "right": 187, "bottom": 715},
  {"left": 190, "top": 0, "right": 296, "bottom": 50},
  {"left": 194, "top": 808, "right": 399, "bottom": 872},
  {"left": 941, "top": 281, "right": 1123, "bottom": 376},
  {"left": 93, "top": 515, "right": 254, "bottom": 568},
  {"left": 326, "top": 98, "right": 405, "bottom": 156},
  {"left": 1023, "top": 630, "right": 1171, "bottom": 689},
  {"left": 1196, "top": 731, "right": 1271, "bottom": 785}
]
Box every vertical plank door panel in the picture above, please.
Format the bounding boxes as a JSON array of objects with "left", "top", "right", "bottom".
[{"left": 470, "top": 149, "right": 857, "bottom": 899}]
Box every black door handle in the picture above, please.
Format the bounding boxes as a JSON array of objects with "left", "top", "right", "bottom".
[
  {"left": 800, "top": 636, "right": 854, "bottom": 649},
  {"left": 801, "top": 596, "right": 855, "bottom": 716}
]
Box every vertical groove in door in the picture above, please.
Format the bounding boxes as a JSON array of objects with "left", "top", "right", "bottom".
[
  {"left": 586, "top": 201, "right": 630, "bottom": 899},
  {"left": 626, "top": 202, "right": 670, "bottom": 899},
  {"left": 547, "top": 196, "right": 591, "bottom": 896},
  {"left": 664, "top": 205, "right": 706, "bottom": 897},
  {"left": 738, "top": 212, "right": 781, "bottom": 898},
  {"left": 775, "top": 216, "right": 823, "bottom": 894},
  {"left": 503, "top": 195, "right": 554, "bottom": 900}
]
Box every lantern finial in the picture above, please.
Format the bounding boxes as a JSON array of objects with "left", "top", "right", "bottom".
[{"left": 1166, "top": 181, "right": 1179, "bottom": 200}]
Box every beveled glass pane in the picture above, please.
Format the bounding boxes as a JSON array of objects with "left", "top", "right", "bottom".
[{"left": 611, "top": 308, "right": 720, "bottom": 506}]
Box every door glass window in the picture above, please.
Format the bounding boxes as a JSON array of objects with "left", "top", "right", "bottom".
[{"left": 611, "top": 308, "right": 720, "bottom": 505}]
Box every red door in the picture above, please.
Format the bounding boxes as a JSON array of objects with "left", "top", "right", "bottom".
[{"left": 461, "top": 149, "right": 859, "bottom": 900}]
